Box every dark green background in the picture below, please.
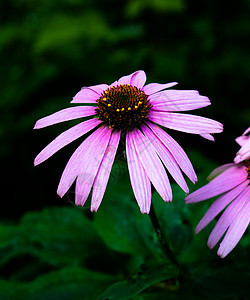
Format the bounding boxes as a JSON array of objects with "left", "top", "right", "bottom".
[{"left": 0, "top": 0, "right": 249, "bottom": 299}]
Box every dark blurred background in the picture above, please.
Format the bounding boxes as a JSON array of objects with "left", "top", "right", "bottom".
[{"left": 1, "top": 0, "right": 249, "bottom": 219}]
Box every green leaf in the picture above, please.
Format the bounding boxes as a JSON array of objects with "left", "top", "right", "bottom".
[
  {"left": 99, "top": 260, "right": 179, "bottom": 300},
  {"left": 94, "top": 163, "right": 161, "bottom": 257},
  {"left": 0, "top": 207, "right": 106, "bottom": 270},
  {"left": 0, "top": 267, "right": 116, "bottom": 300}
]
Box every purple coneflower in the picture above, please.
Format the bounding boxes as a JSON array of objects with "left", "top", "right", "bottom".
[
  {"left": 34, "top": 70, "right": 223, "bottom": 213},
  {"left": 186, "top": 127, "right": 250, "bottom": 258}
]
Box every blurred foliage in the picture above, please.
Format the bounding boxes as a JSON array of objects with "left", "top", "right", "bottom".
[
  {"left": 0, "top": 160, "right": 249, "bottom": 299},
  {"left": 0, "top": 0, "right": 250, "bottom": 299}
]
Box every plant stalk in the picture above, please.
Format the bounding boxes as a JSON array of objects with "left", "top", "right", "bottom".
[{"left": 149, "top": 202, "right": 179, "bottom": 267}]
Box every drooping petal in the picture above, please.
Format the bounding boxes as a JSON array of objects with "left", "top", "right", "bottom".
[
  {"left": 218, "top": 189, "right": 250, "bottom": 258},
  {"left": 91, "top": 130, "right": 121, "bottom": 212},
  {"left": 195, "top": 180, "right": 249, "bottom": 233},
  {"left": 185, "top": 165, "right": 247, "bottom": 203},
  {"left": 131, "top": 128, "right": 172, "bottom": 202},
  {"left": 207, "top": 163, "right": 236, "bottom": 181},
  {"left": 150, "top": 90, "right": 210, "bottom": 111},
  {"left": 71, "top": 85, "right": 108, "bottom": 103},
  {"left": 149, "top": 111, "right": 223, "bottom": 134},
  {"left": 141, "top": 124, "right": 189, "bottom": 193},
  {"left": 57, "top": 126, "right": 107, "bottom": 198},
  {"left": 126, "top": 131, "right": 151, "bottom": 213},
  {"left": 34, "top": 106, "right": 96, "bottom": 129},
  {"left": 130, "top": 70, "right": 147, "bottom": 89},
  {"left": 142, "top": 82, "right": 178, "bottom": 95},
  {"left": 34, "top": 118, "right": 102, "bottom": 166},
  {"left": 207, "top": 186, "right": 249, "bottom": 249},
  {"left": 147, "top": 123, "right": 197, "bottom": 183},
  {"left": 75, "top": 127, "right": 112, "bottom": 206}
]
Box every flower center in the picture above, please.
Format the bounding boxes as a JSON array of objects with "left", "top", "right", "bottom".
[{"left": 95, "top": 84, "right": 152, "bottom": 131}]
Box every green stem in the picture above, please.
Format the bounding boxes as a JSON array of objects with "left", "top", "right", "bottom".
[{"left": 149, "top": 201, "right": 179, "bottom": 267}]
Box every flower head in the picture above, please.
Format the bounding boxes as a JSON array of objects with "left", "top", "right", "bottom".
[
  {"left": 34, "top": 70, "right": 223, "bottom": 213},
  {"left": 185, "top": 128, "right": 250, "bottom": 258}
]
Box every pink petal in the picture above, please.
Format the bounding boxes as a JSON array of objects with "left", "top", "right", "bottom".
[
  {"left": 218, "top": 188, "right": 250, "bottom": 258},
  {"left": 195, "top": 180, "right": 249, "bottom": 233},
  {"left": 234, "top": 139, "right": 250, "bottom": 163},
  {"left": 75, "top": 127, "right": 112, "bottom": 206},
  {"left": 235, "top": 127, "right": 250, "bottom": 146},
  {"left": 71, "top": 85, "right": 108, "bottom": 103},
  {"left": 235, "top": 136, "right": 248, "bottom": 147},
  {"left": 207, "top": 163, "right": 236, "bottom": 181},
  {"left": 149, "top": 111, "right": 223, "bottom": 134},
  {"left": 34, "top": 106, "right": 96, "bottom": 129},
  {"left": 199, "top": 133, "right": 215, "bottom": 141},
  {"left": 147, "top": 123, "right": 197, "bottom": 183},
  {"left": 57, "top": 126, "right": 107, "bottom": 198},
  {"left": 126, "top": 132, "right": 151, "bottom": 213},
  {"left": 185, "top": 165, "right": 248, "bottom": 203},
  {"left": 117, "top": 71, "right": 140, "bottom": 85},
  {"left": 110, "top": 81, "right": 118, "bottom": 87},
  {"left": 130, "top": 70, "right": 147, "bottom": 89},
  {"left": 243, "top": 127, "right": 250, "bottom": 135},
  {"left": 131, "top": 128, "right": 172, "bottom": 202},
  {"left": 141, "top": 125, "right": 189, "bottom": 193},
  {"left": 150, "top": 90, "right": 210, "bottom": 111},
  {"left": 207, "top": 186, "right": 249, "bottom": 249},
  {"left": 91, "top": 130, "right": 121, "bottom": 212},
  {"left": 142, "top": 82, "right": 178, "bottom": 95},
  {"left": 34, "top": 118, "right": 102, "bottom": 166},
  {"left": 88, "top": 84, "right": 109, "bottom": 94},
  {"left": 150, "top": 90, "right": 199, "bottom": 103}
]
